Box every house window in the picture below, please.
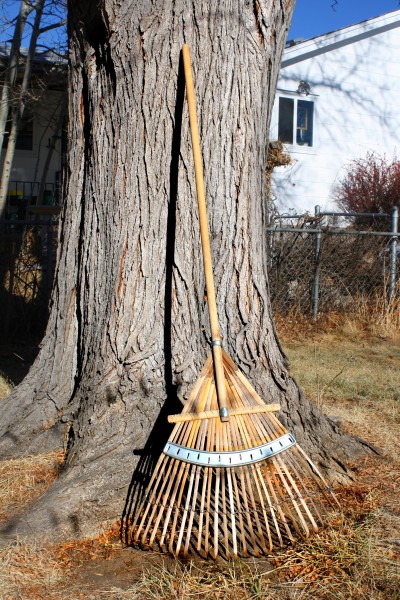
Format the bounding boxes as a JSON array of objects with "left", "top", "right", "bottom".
[
  {"left": 2, "top": 111, "right": 33, "bottom": 151},
  {"left": 278, "top": 97, "right": 314, "bottom": 147}
]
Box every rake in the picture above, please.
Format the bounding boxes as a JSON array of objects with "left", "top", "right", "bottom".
[{"left": 130, "top": 44, "right": 339, "bottom": 559}]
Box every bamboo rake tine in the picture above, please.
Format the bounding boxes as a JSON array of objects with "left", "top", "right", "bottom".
[
  {"left": 213, "top": 418, "right": 222, "bottom": 558},
  {"left": 227, "top": 408, "right": 259, "bottom": 555},
  {"left": 147, "top": 434, "right": 192, "bottom": 546},
  {"left": 292, "top": 448, "right": 336, "bottom": 516},
  {"left": 243, "top": 464, "right": 266, "bottom": 555},
  {"left": 213, "top": 415, "right": 230, "bottom": 559},
  {"left": 204, "top": 389, "right": 218, "bottom": 556},
  {"left": 133, "top": 413, "right": 193, "bottom": 539},
  {"left": 277, "top": 455, "right": 320, "bottom": 531},
  {"left": 226, "top": 469, "right": 238, "bottom": 557},
  {"left": 148, "top": 395, "right": 205, "bottom": 546},
  {"left": 281, "top": 450, "right": 326, "bottom": 524},
  {"left": 295, "top": 445, "right": 340, "bottom": 505},
  {"left": 133, "top": 417, "right": 190, "bottom": 538},
  {"left": 255, "top": 463, "right": 281, "bottom": 550},
  {"left": 164, "top": 377, "right": 213, "bottom": 552},
  {"left": 231, "top": 465, "right": 249, "bottom": 556},
  {"left": 183, "top": 462, "right": 203, "bottom": 556},
  {"left": 167, "top": 413, "right": 206, "bottom": 553},
  {"left": 250, "top": 462, "right": 274, "bottom": 553},
  {"left": 183, "top": 354, "right": 214, "bottom": 413},
  {"left": 175, "top": 463, "right": 197, "bottom": 555},
  {"left": 220, "top": 469, "right": 229, "bottom": 558},
  {"left": 132, "top": 456, "right": 172, "bottom": 542},
  {"left": 228, "top": 409, "right": 268, "bottom": 554},
  {"left": 204, "top": 467, "right": 213, "bottom": 556},
  {"left": 223, "top": 410, "right": 248, "bottom": 555},
  {"left": 179, "top": 385, "right": 213, "bottom": 556},
  {"left": 220, "top": 418, "right": 233, "bottom": 558},
  {"left": 173, "top": 414, "right": 210, "bottom": 553},
  {"left": 197, "top": 383, "right": 216, "bottom": 554},
  {"left": 133, "top": 420, "right": 189, "bottom": 543},
  {"left": 221, "top": 407, "right": 240, "bottom": 557},
  {"left": 222, "top": 351, "right": 266, "bottom": 407},
  {"left": 268, "top": 458, "right": 306, "bottom": 538},
  {"left": 273, "top": 456, "right": 312, "bottom": 536},
  {"left": 167, "top": 463, "right": 191, "bottom": 554},
  {"left": 264, "top": 461, "right": 297, "bottom": 543},
  {"left": 192, "top": 378, "right": 215, "bottom": 554}
]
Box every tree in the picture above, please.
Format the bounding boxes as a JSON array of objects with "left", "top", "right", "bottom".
[
  {"left": 0, "top": 0, "right": 368, "bottom": 544},
  {"left": 335, "top": 152, "right": 400, "bottom": 228}
]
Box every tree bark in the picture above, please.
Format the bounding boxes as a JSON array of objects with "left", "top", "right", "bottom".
[{"left": 0, "top": 0, "right": 369, "bottom": 544}]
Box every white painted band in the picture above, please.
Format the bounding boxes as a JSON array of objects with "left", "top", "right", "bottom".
[{"left": 163, "top": 432, "right": 296, "bottom": 467}]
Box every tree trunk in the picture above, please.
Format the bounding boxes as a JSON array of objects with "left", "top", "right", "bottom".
[{"left": 0, "top": 0, "right": 369, "bottom": 544}]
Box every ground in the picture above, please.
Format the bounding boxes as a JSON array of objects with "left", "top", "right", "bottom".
[{"left": 0, "top": 317, "right": 399, "bottom": 599}]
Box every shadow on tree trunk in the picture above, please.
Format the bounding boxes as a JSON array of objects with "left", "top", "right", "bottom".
[{"left": 121, "top": 53, "right": 186, "bottom": 543}]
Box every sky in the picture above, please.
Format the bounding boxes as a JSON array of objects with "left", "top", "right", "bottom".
[{"left": 288, "top": 0, "right": 400, "bottom": 41}]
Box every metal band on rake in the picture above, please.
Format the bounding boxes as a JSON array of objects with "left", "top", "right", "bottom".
[{"left": 163, "top": 432, "right": 296, "bottom": 467}]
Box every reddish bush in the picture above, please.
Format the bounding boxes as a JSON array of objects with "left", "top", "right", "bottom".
[{"left": 335, "top": 153, "right": 400, "bottom": 227}]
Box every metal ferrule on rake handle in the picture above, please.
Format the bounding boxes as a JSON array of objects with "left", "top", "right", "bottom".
[{"left": 182, "top": 44, "right": 229, "bottom": 422}]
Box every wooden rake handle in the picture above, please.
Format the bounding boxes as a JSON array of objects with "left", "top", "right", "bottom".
[{"left": 182, "top": 44, "right": 229, "bottom": 422}]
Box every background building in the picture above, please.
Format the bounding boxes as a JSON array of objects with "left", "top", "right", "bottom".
[{"left": 270, "top": 9, "right": 400, "bottom": 213}]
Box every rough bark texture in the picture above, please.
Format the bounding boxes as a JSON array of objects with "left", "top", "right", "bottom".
[{"left": 0, "top": 0, "right": 369, "bottom": 544}]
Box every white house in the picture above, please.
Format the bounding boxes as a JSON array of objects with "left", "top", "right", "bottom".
[
  {"left": 270, "top": 9, "right": 400, "bottom": 214},
  {"left": 0, "top": 46, "right": 66, "bottom": 208}
]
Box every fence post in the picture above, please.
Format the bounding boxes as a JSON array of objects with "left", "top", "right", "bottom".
[
  {"left": 389, "top": 206, "right": 398, "bottom": 300},
  {"left": 312, "top": 205, "right": 321, "bottom": 320}
]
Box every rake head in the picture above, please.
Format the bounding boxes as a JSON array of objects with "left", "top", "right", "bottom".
[{"left": 130, "top": 350, "right": 338, "bottom": 559}]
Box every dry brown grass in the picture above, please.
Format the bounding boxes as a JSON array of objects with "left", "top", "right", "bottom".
[
  {"left": 0, "top": 541, "right": 67, "bottom": 599},
  {"left": 0, "top": 372, "right": 13, "bottom": 400},
  {"left": 282, "top": 331, "right": 400, "bottom": 459},
  {"left": 276, "top": 286, "right": 400, "bottom": 343},
  {"left": 0, "top": 451, "right": 64, "bottom": 523}
]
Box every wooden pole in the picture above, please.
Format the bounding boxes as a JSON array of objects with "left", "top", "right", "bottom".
[{"left": 182, "top": 44, "right": 229, "bottom": 421}]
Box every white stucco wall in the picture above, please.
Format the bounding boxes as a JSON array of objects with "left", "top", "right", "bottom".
[{"left": 270, "top": 10, "right": 400, "bottom": 214}]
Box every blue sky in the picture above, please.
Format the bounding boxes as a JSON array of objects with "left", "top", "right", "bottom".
[{"left": 289, "top": 0, "right": 399, "bottom": 40}]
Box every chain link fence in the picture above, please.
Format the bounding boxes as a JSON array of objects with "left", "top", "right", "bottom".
[
  {"left": 0, "top": 217, "right": 59, "bottom": 339},
  {"left": 1, "top": 204, "right": 399, "bottom": 340},
  {"left": 267, "top": 206, "right": 399, "bottom": 331}
]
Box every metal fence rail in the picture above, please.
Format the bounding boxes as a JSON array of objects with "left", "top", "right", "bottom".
[{"left": 266, "top": 206, "right": 399, "bottom": 326}]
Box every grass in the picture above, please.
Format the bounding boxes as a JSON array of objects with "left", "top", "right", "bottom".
[
  {"left": 0, "top": 318, "right": 399, "bottom": 598},
  {"left": 283, "top": 331, "right": 400, "bottom": 458},
  {"left": 0, "top": 450, "right": 63, "bottom": 522},
  {"left": 0, "top": 371, "right": 13, "bottom": 400}
]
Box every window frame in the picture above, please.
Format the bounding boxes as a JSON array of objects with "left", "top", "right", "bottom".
[
  {"left": 275, "top": 90, "right": 318, "bottom": 153},
  {"left": 2, "top": 110, "right": 34, "bottom": 152}
]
